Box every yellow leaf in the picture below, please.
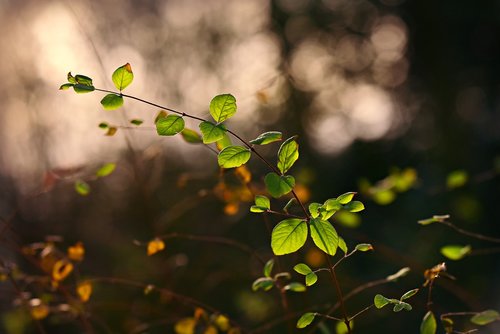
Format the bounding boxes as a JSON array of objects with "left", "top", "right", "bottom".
[
  {"left": 214, "top": 314, "right": 230, "bottom": 331},
  {"left": 67, "top": 242, "right": 85, "bottom": 261},
  {"left": 194, "top": 307, "right": 207, "bottom": 321},
  {"left": 204, "top": 325, "right": 218, "bottom": 334},
  {"left": 52, "top": 259, "right": 73, "bottom": 281},
  {"left": 147, "top": 238, "right": 165, "bottom": 256},
  {"left": 234, "top": 166, "right": 252, "bottom": 183},
  {"left": 76, "top": 281, "right": 92, "bottom": 302},
  {"left": 224, "top": 203, "right": 239, "bottom": 216},
  {"left": 29, "top": 299, "right": 49, "bottom": 320},
  {"left": 175, "top": 317, "right": 196, "bottom": 334}
]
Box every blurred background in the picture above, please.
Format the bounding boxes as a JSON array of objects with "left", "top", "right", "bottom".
[{"left": 0, "top": 0, "right": 499, "bottom": 333}]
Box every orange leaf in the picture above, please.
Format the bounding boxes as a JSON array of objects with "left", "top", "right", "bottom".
[
  {"left": 67, "top": 242, "right": 85, "bottom": 262},
  {"left": 147, "top": 238, "right": 165, "bottom": 256},
  {"left": 52, "top": 259, "right": 73, "bottom": 281},
  {"left": 29, "top": 299, "right": 50, "bottom": 320},
  {"left": 77, "top": 281, "right": 92, "bottom": 302}
]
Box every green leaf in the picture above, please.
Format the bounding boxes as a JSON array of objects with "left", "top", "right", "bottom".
[
  {"left": 470, "top": 310, "right": 500, "bottom": 325},
  {"left": 308, "top": 203, "right": 322, "bottom": 218},
  {"left": 154, "top": 110, "right": 168, "bottom": 123},
  {"left": 400, "top": 289, "right": 419, "bottom": 301},
  {"left": 264, "top": 173, "right": 295, "bottom": 198},
  {"left": 112, "top": 63, "right": 134, "bottom": 91},
  {"left": 274, "top": 272, "right": 291, "bottom": 280},
  {"left": 199, "top": 121, "right": 226, "bottom": 144},
  {"left": 249, "top": 131, "right": 282, "bottom": 145},
  {"left": 374, "top": 294, "right": 390, "bottom": 309},
  {"left": 156, "top": 115, "right": 185, "bottom": 136},
  {"left": 277, "top": 137, "right": 299, "bottom": 174},
  {"left": 252, "top": 277, "right": 274, "bottom": 292},
  {"left": 263, "top": 259, "right": 274, "bottom": 278},
  {"left": 355, "top": 243, "right": 373, "bottom": 252},
  {"left": 296, "top": 312, "right": 316, "bottom": 329},
  {"left": 75, "top": 74, "right": 93, "bottom": 86},
  {"left": 98, "top": 122, "right": 109, "bottom": 129},
  {"left": 386, "top": 267, "right": 410, "bottom": 281},
  {"left": 420, "top": 311, "right": 437, "bottom": 334},
  {"left": 59, "top": 83, "right": 73, "bottom": 90},
  {"left": 305, "top": 272, "right": 318, "bottom": 286},
  {"left": 73, "top": 84, "right": 95, "bottom": 93},
  {"left": 250, "top": 206, "right": 266, "bottom": 213},
  {"left": 96, "top": 163, "right": 116, "bottom": 177},
  {"left": 337, "top": 192, "right": 356, "bottom": 204},
  {"left": 67, "top": 72, "right": 76, "bottom": 84},
  {"left": 309, "top": 218, "right": 339, "bottom": 256},
  {"left": 75, "top": 180, "right": 90, "bottom": 196},
  {"left": 271, "top": 219, "right": 308, "bottom": 255},
  {"left": 181, "top": 128, "right": 203, "bottom": 144},
  {"left": 440, "top": 245, "right": 471, "bottom": 260},
  {"left": 446, "top": 169, "right": 468, "bottom": 189},
  {"left": 393, "top": 302, "right": 412, "bottom": 312},
  {"left": 209, "top": 94, "right": 237, "bottom": 123},
  {"left": 418, "top": 214, "right": 450, "bottom": 225},
  {"left": 338, "top": 237, "right": 348, "bottom": 254},
  {"left": 373, "top": 189, "right": 396, "bottom": 205},
  {"left": 284, "top": 282, "right": 306, "bottom": 292},
  {"left": 343, "top": 201, "right": 365, "bottom": 213},
  {"left": 130, "top": 119, "right": 143, "bottom": 126},
  {"left": 216, "top": 132, "right": 232, "bottom": 151},
  {"left": 324, "top": 199, "right": 342, "bottom": 211},
  {"left": 335, "top": 211, "right": 361, "bottom": 228},
  {"left": 293, "top": 263, "right": 312, "bottom": 275},
  {"left": 218, "top": 146, "right": 251, "bottom": 168},
  {"left": 335, "top": 320, "right": 353, "bottom": 334},
  {"left": 441, "top": 317, "right": 454, "bottom": 333},
  {"left": 255, "top": 195, "right": 270, "bottom": 210},
  {"left": 100, "top": 94, "right": 124, "bottom": 110}
]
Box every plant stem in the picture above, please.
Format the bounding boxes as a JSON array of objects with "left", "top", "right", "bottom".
[
  {"left": 349, "top": 304, "right": 374, "bottom": 321},
  {"left": 437, "top": 220, "right": 500, "bottom": 243},
  {"left": 325, "top": 255, "right": 351, "bottom": 333}
]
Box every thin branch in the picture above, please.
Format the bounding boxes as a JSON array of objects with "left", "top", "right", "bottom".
[
  {"left": 349, "top": 304, "right": 374, "bottom": 321},
  {"left": 324, "top": 255, "right": 351, "bottom": 333},
  {"left": 437, "top": 220, "right": 500, "bottom": 243}
]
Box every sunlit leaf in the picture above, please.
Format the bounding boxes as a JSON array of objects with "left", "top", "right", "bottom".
[
  {"left": 264, "top": 172, "right": 295, "bottom": 198},
  {"left": 374, "top": 294, "right": 390, "bottom": 309},
  {"left": 343, "top": 201, "right": 364, "bottom": 212},
  {"left": 67, "top": 72, "right": 76, "bottom": 84},
  {"left": 214, "top": 314, "right": 230, "bottom": 331},
  {"left": 338, "top": 237, "right": 348, "bottom": 254},
  {"left": 336, "top": 192, "right": 356, "bottom": 204},
  {"left": 210, "top": 94, "right": 237, "bottom": 123},
  {"left": 308, "top": 203, "right": 322, "bottom": 218},
  {"left": 335, "top": 320, "right": 353, "bottom": 334},
  {"left": 355, "top": 243, "right": 373, "bottom": 252},
  {"left": 255, "top": 195, "right": 270, "bottom": 210},
  {"left": 335, "top": 211, "right": 361, "bottom": 228},
  {"left": 67, "top": 242, "right": 85, "bottom": 261},
  {"left": 218, "top": 146, "right": 251, "bottom": 169},
  {"left": 96, "top": 163, "right": 116, "bottom": 177},
  {"left": 296, "top": 312, "right": 316, "bottom": 329},
  {"left": 324, "top": 198, "right": 342, "bottom": 212},
  {"left": 252, "top": 277, "right": 274, "bottom": 291},
  {"left": 271, "top": 219, "right": 308, "bottom": 255},
  {"left": 470, "top": 310, "right": 500, "bottom": 325},
  {"left": 155, "top": 110, "right": 168, "bottom": 123},
  {"left": 76, "top": 281, "right": 92, "bottom": 302},
  {"left": 156, "top": 115, "right": 185, "bottom": 136},
  {"left": 199, "top": 121, "right": 226, "bottom": 144},
  {"left": 386, "top": 267, "right": 410, "bottom": 281},
  {"left": 440, "top": 245, "right": 471, "bottom": 260},
  {"left": 52, "top": 259, "right": 73, "bottom": 281},
  {"left": 100, "top": 93, "right": 124, "bottom": 110},
  {"left": 310, "top": 218, "right": 339, "bottom": 256},
  {"left": 284, "top": 282, "right": 306, "bottom": 292},
  {"left": 263, "top": 259, "right": 274, "bottom": 278},
  {"left": 277, "top": 137, "right": 299, "bottom": 174},
  {"left": 249, "top": 131, "right": 282, "bottom": 145},
  {"left": 400, "top": 289, "right": 419, "bottom": 300},
  {"left": 75, "top": 180, "right": 90, "bottom": 196},
  {"left": 446, "top": 170, "right": 468, "bottom": 189},
  {"left": 441, "top": 317, "right": 454, "bottom": 333},
  {"left": 180, "top": 128, "right": 203, "bottom": 144},
  {"left": 305, "top": 272, "right": 318, "bottom": 286},
  {"left": 174, "top": 317, "right": 196, "bottom": 334},
  {"left": 216, "top": 132, "right": 233, "bottom": 151},
  {"left": 59, "top": 83, "right": 73, "bottom": 90},
  {"left": 147, "top": 238, "right": 165, "bottom": 256},
  {"left": 274, "top": 272, "right": 291, "bottom": 280},
  {"left": 393, "top": 301, "right": 412, "bottom": 312},
  {"left": 420, "top": 311, "right": 437, "bottom": 334},
  {"left": 112, "top": 63, "right": 134, "bottom": 91},
  {"left": 106, "top": 127, "right": 117, "bottom": 136},
  {"left": 293, "top": 263, "right": 312, "bottom": 275},
  {"left": 372, "top": 189, "right": 396, "bottom": 205}
]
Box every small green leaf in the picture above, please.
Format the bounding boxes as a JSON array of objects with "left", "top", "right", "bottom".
[
  {"left": 440, "top": 245, "right": 471, "bottom": 260},
  {"left": 441, "top": 317, "right": 454, "bottom": 333},
  {"left": 252, "top": 277, "right": 274, "bottom": 291},
  {"left": 216, "top": 132, "right": 232, "bottom": 151},
  {"left": 374, "top": 294, "right": 390, "bottom": 309},
  {"left": 218, "top": 146, "right": 251, "bottom": 169},
  {"left": 59, "top": 83, "right": 73, "bottom": 90},
  {"left": 335, "top": 211, "right": 361, "bottom": 228},
  {"left": 154, "top": 111, "right": 168, "bottom": 123},
  {"left": 250, "top": 206, "right": 266, "bottom": 213},
  {"left": 75, "top": 180, "right": 90, "bottom": 196},
  {"left": 98, "top": 122, "right": 109, "bottom": 129},
  {"left": 400, "top": 289, "right": 419, "bottom": 301},
  {"left": 181, "top": 128, "right": 203, "bottom": 144},
  {"left": 130, "top": 119, "right": 143, "bottom": 126},
  {"left": 75, "top": 74, "right": 93, "bottom": 86},
  {"left": 305, "top": 272, "right": 318, "bottom": 286},
  {"left": 386, "top": 267, "right": 410, "bottom": 281},
  {"left": 338, "top": 237, "right": 348, "bottom": 254},
  {"left": 446, "top": 170, "right": 468, "bottom": 189},
  {"left": 470, "top": 310, "right": 500, "bottom": 325},
  {"left": 296, "top": 312, "right": 316, "bottom": 329},
  {"left": 73, "top": 84, "right": 95, "bottom": 93},
  {"left": 274, "top": 272, "right": 291, "bottom": 280},
  {"left": 112, "top": 63, "right": 134, "bottom": 91},
  {"left": 264, "top": 173, "right": 295, "bottom": 198},
  {"left": 277, "top": 137, "right": 299, "bottom": 174},
  {"left": 249, "top": 131, "right": 282, "bottom": 145},
  {"left": 420, "top": 311, "right": 437, "bottom": 334},
  {"left": 100, "top": 94, "right": 124, "bottom": 110},
  {"left": 343, "top": 201, "right": 365, "bottom": 213},
  {"left": 336, "top": 192, "right": 356, "bottom": 204},
  {"left": 355, "top": 243, "right": 373, "bottom": 252},
  {"left": 372, "top": 189, "right": 396, "bottom": 205},
  {"left": 324, "top": 199, "right": 342, "bottom": 211},
  {"left": 308, "top": 203, "right": 322, "bottom": 218},
  {"left": 199, "top": 121, "right": 226, "bottom": 144},
  {"left": 393, "top": 302, "right": 412, "bottom": 312},
  {"left": 310, "top": 218, "right": 339, "bottom": 256},
  {"left": 209, "top": 94, "right": 237, "bottom": 123},
  {"left": 96, "top": 163, "right": 116, "bottom": 177},
  {"left": 67, "top": 72, "right": 76, "bottom": 84},
  {"left": 263, "top": 259, "right": 274, "bottom": 278},
  {"left": 271, "top": 219, "right": 308, "bottom": 255},
  {"left": 284, "top": 282, "right": 306, "bottom": 292},
  {"left": 335, "top": 320, "right": 353, "bottom": 334},
  {"left": 255, "top": 195, "right": 270, "bottom": 210},
  {"left": 293, "top": 263, "right": 312, "bottom": 275},
  {"left": 156, "top": 115, "right": 185, "bottom": 136}
]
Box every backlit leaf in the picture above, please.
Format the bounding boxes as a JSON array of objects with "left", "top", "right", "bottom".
[
  {"left": 252, "top": 277, "right": 274, "bottom": 291},
  {"left": 296, "top": 312, "right": 316, "bottom": 328},
  {"left": 210, "top": 94, "right": 237, "bottom": 123},
  {"left": 271, "top": 219, "right": 308, "bottom": 255},
  {"left": 175, "top": 318, "right": 196, "bottom": 334},
  {"left": 112, "top": 63, "right": 134, "bottom": 91},
  {"left": 75, "top": 180, "right": 90, "bottom": 196},
  {"left": 100, "top": 94, "right": 124, "bottom": 110},
  {"left": 76, "top": 281, "right": 92, "bottom": 302},
  {"left": 293, "top": 263, "right": 312, "bottom": 275},
  {"left": 305, "top": 272, "right": 318, "bottom": 286},
  {"left": 156, "top": 115, "right": 185, "bottom": 136},
  {"left": 386, "top": 267, "right": 410, "bottom": 281},
  {"left": 335, "top": 320, "right": 353, "bottom": 334},
  {"left": 181, "top": 128, "right": 203, "bottom": 143},
  {"left": 263, "top": 259, "right": 274, "bottom": 278},
  {"left": 310, "top": 218, "right": 339, "bottom": 256},
  {"left": 343, "top": 201, "right": 365, "bottom": 212},
  {"left": 400, "top": 289, "right": 419, "bottom": 300},
  {"left": 67, "top": 72, "right": 76, "bottom": 84},
  {"left": 420, "top": 311, "right": 437, "bottom": 334},
  {"left": 147, "top": 238, "right": 165, "bottom": 256},
  {"left": 470, "top": 310, "right": 500, "bottom": 325},
  {"left": 338, "top": 237, "right": 348, "bottom": 254},
  {"left": 249, "top": 131, "right": 282, "bottom": 145},
  {"left": 308, "top": 203, "right": 322, "bottom": 218},
  {"left": 199, "top": 121, "right": 226, "bottom": 144},
  {"left": 264, "top": 172, "right": 295, "bottom": 198},
  {"left": 374, "top": 294, "right": 390, "bottom": 309},
  {"left": 284, "top": 282, "right": 306, "bottom": 292},
  {"left": 67, "top": 242, "right": 85, "bottom": 261},
  {"left": 336, "top": 192, "right": 356, "bottom": 204},
  {"left": 59, "top": 83, "right": 73, "bottom": 90},
  {"left": 355, "top": 243, "right": 373, "bottom": 252},
  {"left": 216, "top": 132, "right": 233, "bottom": 151},
  {"left": 96, "top": 163, "right": 116, "bottom": 177},
  {"left": 446, "top": 170, "right": 468, "bottom": 189},
  {"left": 218, "top": 146, "right": 251, "bottom": 169},
  {"left": 440, "top": 245, "right": 471, "bottom": 260},
  {"left": 277, "top": 137, "right": 299, "bottom": 174},
  {"left": 255, "top": 195, "right": 270, "bottom": 210},
  {"left": 52, "top": 259, "right": 73, "bottom": 281}
]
